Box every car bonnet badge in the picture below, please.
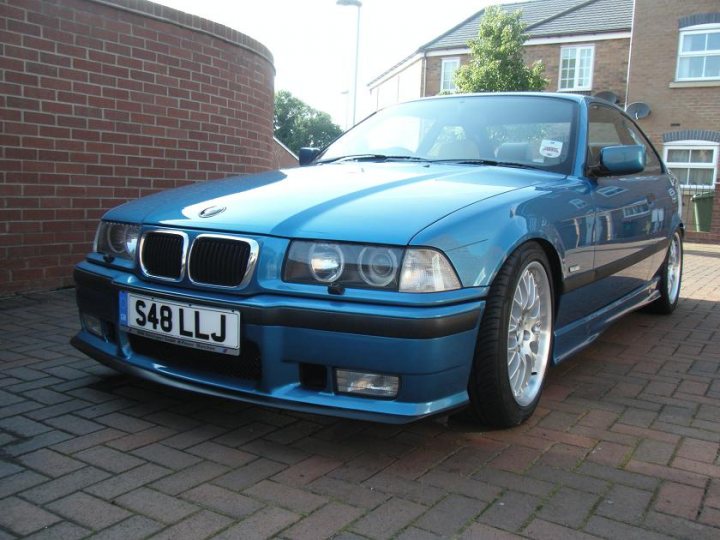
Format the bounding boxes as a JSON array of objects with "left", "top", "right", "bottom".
[{"left": 199, "top": 205, "right": 226, "bottom": 218}]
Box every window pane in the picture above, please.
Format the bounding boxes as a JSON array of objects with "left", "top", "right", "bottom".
[
  {"left": 678, "top": 56, "right": 705, "bottom": 78},
  {"left": 677, "top": 58, "right": 690, "bottom": 79},
  {"left": 670, "top": 167, "right": 690, "bottom": 184},
  {"left": 441, "top": 60, "right": 459, "bottom": 91},
  {"left": 560, "top": 56, "right": 576, "bottom": 89},
  {"left": 578, "top": 54, "right": 589, "bottom": 86},
  {"left": 708, "top": 31, "right": 720, "bottom": 51},
  {"left": 667, "top": 149, "right": 690, "bottom": 162},
  {"left": 688, "top": 168, "right": 714, "bottom": 185},
  {"left": 706, "top": 55, "right": 720, "bottom": 78},
  {"left": 691, "top": 149, "right": 714, "bottom": 163},
  {"left": 682, "top": 33, "right": 707, "bottom": 52}
]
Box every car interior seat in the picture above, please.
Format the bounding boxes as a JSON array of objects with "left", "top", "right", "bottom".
[
  {"left": 496, "top": 142, "right": 531, "bottom": 163},
  {"left": 434, "top": 139, "right": 481, "bottom": 160}
]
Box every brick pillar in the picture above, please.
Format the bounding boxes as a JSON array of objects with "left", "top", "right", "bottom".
[{"left": 711, "top": 182, "right": 720, "bottom": 235}]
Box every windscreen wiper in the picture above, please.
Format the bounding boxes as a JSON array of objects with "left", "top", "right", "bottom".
[
  {"left": 318, "top": 154, "right": 429, "bottom": 164},
  {"left": 433, "top": 158, "right": 545, "bottom": 171}
]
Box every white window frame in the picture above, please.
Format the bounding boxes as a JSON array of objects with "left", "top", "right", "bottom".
[
  {"left": 676, "top": 23, "right": 720, "bottom": 81},
  {"left": 663, "top": 140, "right": 719, "bottom": 189},
  {"left": 558, "top": 44, "right": 594, "bottom": 91},
  {"left": 440, "top": 57, "right": 460, "bottom": 93}
]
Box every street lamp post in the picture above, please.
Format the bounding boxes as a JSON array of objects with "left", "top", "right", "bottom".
[{"left": 337, "top": 0, "right": 361, "bottom": 126}]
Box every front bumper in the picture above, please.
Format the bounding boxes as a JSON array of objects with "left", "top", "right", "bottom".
[{"left": 72, "top": 261, "right": 484, "bottom": 423}]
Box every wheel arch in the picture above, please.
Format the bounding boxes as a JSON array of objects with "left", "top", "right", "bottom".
[{"left": 531, "top": 237, "right": 564, "bottom": 303}]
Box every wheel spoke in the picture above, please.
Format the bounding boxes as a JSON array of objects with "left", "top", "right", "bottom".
[
  {"left": 508, "top": 351, "right": 520, "bottom": 380},
  {"left": 510, "top": 302, "right": 522, "bottom": 328},
  {"left": 525, "top": 272, "right": 537, "bottom": 307},
  {"left": 510, "top": 355, "right": 523, "bottom": 394}
]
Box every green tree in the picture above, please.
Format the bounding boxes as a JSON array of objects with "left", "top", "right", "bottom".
[
  {"left": 274, "top": 90, "right": 343, "bottom": 155},
  {"left": 454, "top": 6, "right": 547, "bottom": 93}
]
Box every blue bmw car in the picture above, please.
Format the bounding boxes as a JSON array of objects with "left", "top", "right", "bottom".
[{"left": 72, "top": 93, "right": 683, "bottom": 427}]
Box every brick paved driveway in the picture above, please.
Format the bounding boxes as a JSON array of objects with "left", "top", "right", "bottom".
[{"left": 1, "top": 243, "right": 719, "bottom": 539}]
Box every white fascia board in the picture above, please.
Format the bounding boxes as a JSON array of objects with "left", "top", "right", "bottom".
[
  {"left": 426, "top": 48, "right": 469, "bottom": 57},
  {"left": 525, "top": 31, "right": 631, "bottom": 46},
  {"left": 368, "top": 53, "right": 424, "bottom": 89}
]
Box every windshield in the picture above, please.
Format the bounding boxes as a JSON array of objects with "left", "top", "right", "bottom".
[{"left": 320, "top": 95, "right": 578, "bottom": 174}]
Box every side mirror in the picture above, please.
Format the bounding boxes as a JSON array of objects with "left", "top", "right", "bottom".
[
  {"left": 299, "top": 147, "right": 321, "bottom": 166},
  {"left": 597, "top": 145, "right": 646, "bottom": 176}
]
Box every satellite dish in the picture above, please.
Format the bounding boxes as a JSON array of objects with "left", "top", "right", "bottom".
[
  {"left": 625, "top": 102, "right": 651, "bottom": 120},
  {"left": 594, "top": 91, "right": 619, "bottom": 105}
]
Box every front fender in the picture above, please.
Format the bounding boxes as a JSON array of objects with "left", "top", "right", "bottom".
[{"left": 410, "top": 180, "right": 594, "bottom": 290}]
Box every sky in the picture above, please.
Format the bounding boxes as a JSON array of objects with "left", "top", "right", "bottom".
[{"left": 151, "top": 0, "right": 520, "bottom": 127}]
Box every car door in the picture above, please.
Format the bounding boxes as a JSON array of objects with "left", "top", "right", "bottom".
[{"left": 586, "top": 103, "right": 672, "bottom": 305}]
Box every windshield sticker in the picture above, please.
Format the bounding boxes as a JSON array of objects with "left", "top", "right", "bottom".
[{"left": 539, "top": 140, "right": 563, "bottom": 158}]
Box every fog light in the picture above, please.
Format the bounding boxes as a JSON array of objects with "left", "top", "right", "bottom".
[
  {"left": 81, "top": 313, "right": 104, "bottom": 338},
  {"left": 336, "top": 369, "right": 399, "bottom": 398}
]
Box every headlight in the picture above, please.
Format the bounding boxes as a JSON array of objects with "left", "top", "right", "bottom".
[
  {"left": 94, "top": 221, "right": 140, "bottom": 262},
  {"left": 284, "top": 241, "right": 460, "bottom": 292},
  {"left": 285, "top": 241, "right": 402, "bottom": 290}
]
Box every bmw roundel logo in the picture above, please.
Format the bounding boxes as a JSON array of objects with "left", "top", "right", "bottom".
[{"left": 199, "top": 205, "right": 226, "bottom": 218}]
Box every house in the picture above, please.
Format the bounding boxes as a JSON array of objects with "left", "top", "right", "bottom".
[
  {"left": 626, "top": 0, "right": 720, "bottom": 241},
  {"left": 368, "top": 0, "right": 634, "bottom": 110}
]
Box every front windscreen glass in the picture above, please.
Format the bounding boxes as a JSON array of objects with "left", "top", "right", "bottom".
[{"left": 319, "top": 95, "right": 578, "bottom": 174}]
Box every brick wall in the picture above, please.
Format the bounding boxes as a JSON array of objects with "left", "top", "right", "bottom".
[
  {"left": 272, "top": 138, "right": 298, "bottom": 169},
  {"left": 0, "top": 0, "right": 275, "bottom": 295}
]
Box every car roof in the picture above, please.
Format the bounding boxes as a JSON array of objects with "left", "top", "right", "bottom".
[
  {"left": 388, "top": 92, "right": 627, "bottom": 113},
  {"left": 412, "top": 92, "right": 587, "bottom": 104}
]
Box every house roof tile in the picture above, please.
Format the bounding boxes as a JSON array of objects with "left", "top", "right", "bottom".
[{"left": 425, "top": 0, "right": 632, "bottom": 50}]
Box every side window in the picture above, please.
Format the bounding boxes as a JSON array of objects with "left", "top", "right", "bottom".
[
  {"left": 587, "top": 105, "right": 624, "bottom": 169},
  {"left": 587, "top": 104, "right": 660, "bottom": 174},
  {"left": 624, "top": 123, "right": 663, "bottom": 175}
]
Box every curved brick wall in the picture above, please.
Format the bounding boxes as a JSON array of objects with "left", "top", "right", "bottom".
[{"left": 0, "top": 0, "right": 275, "bottom": 294}]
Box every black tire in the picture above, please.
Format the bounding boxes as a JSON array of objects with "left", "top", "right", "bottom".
[
  {"left": 644, "top": 230, "right": 683, "bottom": 315},
  {"left": 467, "top": 242, "right": 554, "bottom": 428}
]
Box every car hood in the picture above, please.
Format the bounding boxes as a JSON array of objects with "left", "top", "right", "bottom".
[{"left": 105, "top": 162, "right": 558, "bottom": 245}]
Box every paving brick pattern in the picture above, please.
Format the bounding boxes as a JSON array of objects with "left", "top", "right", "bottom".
[{"left": 1, "top": 242, "right": 719, "bottom": 538}]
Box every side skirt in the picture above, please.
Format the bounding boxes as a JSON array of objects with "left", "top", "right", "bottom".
[{"left": 552, "top": 276, "right": 661, "bottom": 365}]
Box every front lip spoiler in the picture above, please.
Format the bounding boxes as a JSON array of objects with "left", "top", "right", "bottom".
[{"left": 70, "top": 336, "right": 464, "bottom": 424}]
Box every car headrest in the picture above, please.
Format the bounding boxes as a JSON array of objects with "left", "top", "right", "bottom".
[{"left": 496, "top": 142, "right": 530, "bottom": 162}]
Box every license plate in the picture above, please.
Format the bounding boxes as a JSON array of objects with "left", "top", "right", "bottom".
[{"left": 119, "top": 292, "right": 240, "bottom": 355}]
